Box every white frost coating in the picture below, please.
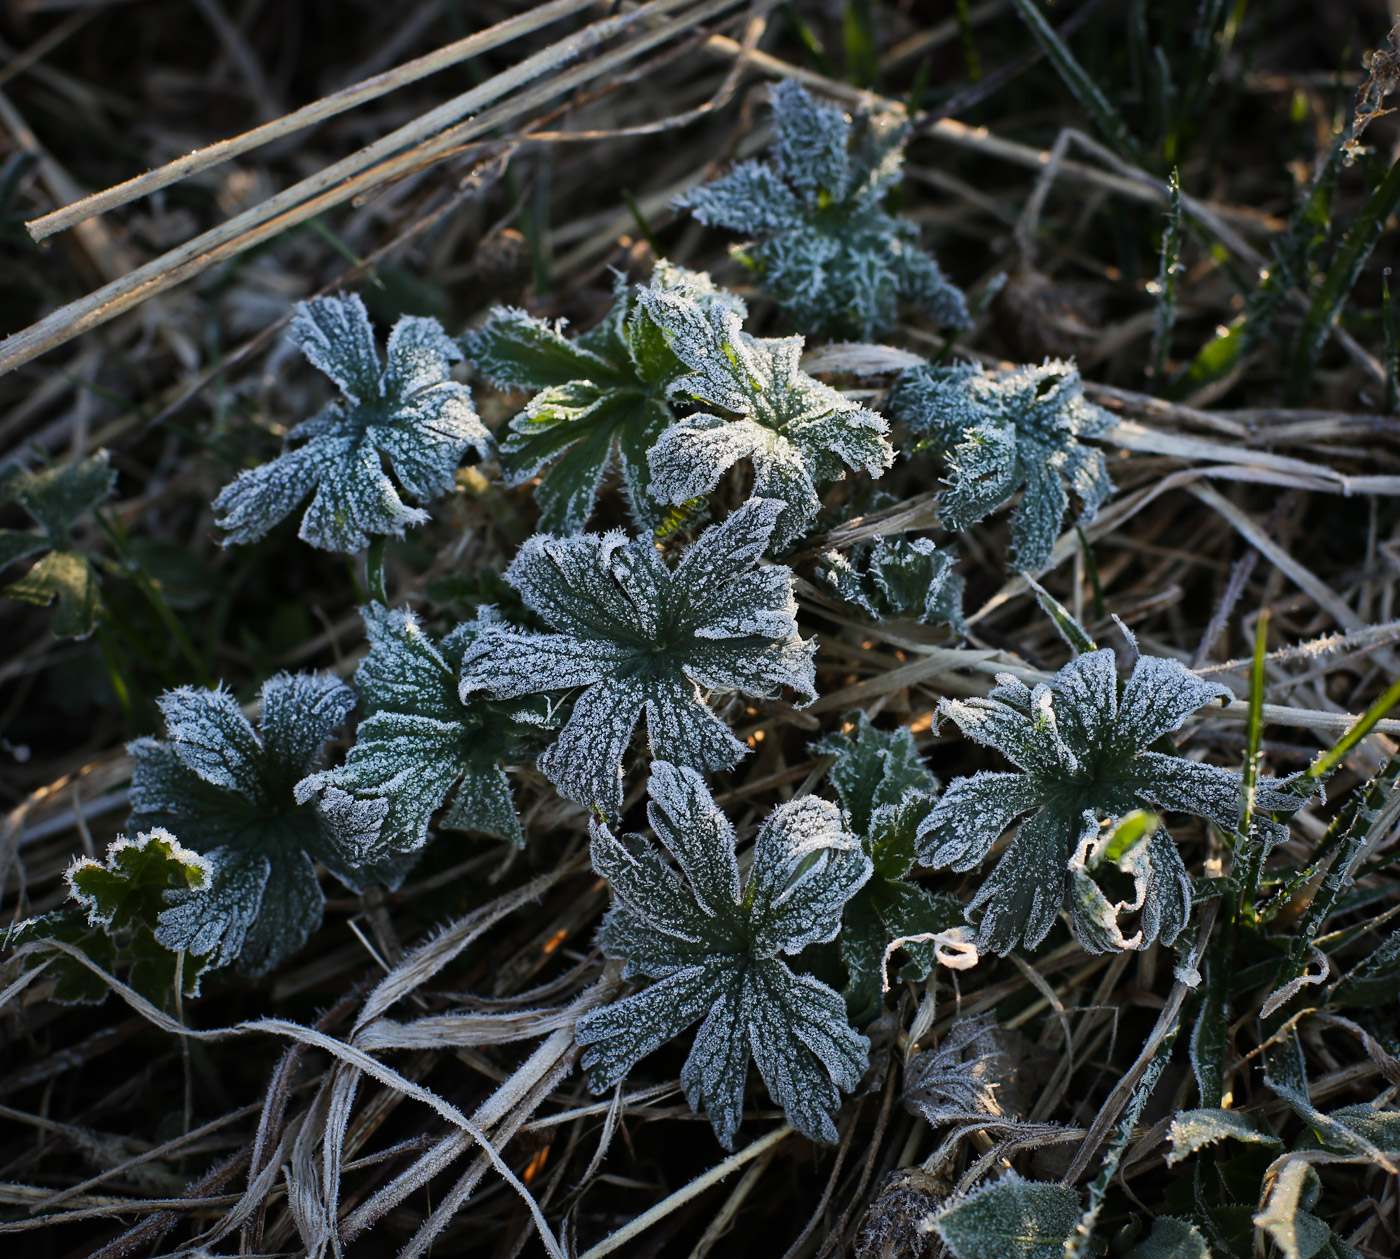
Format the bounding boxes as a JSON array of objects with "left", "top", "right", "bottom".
[
  {"left": 213, "top": 293, "right": 490, "bottom": 553},
  {"left": 919, "top": 645, "right": 1305, "bottom": 955},
  {"left": 459, "top": 498, "right": 816, "bottom": 817},
  {"left": 932, "top": 1171, "right": 1080, "bottom": 1259},
  {"left": 888, "top": 358, "right": 1114, "bottom": 572},
  {"left": 464, "top": 262, "right": 741, "bottom": 534},
  {"left": 681, "top": 79, "right": 967, "bottom": 339},
  {"left": 297, "top": 605, "right": 551, "bottom": 855},
  {"left": 816, "top": 534, "right": 965, "bottom": 631},
  {"left": 641, "top": 280, "right": 894, "bottom": 552},
  {"left": 129, "top": 671, "right": 387, "bottom": 976},
  {"left": 575, "top": 762, "right": 871, "bottom": 1148}
]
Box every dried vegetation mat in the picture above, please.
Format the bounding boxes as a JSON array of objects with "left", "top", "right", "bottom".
[{"left": 1, "top": 1, "right": 1399, "bottom": 1256}]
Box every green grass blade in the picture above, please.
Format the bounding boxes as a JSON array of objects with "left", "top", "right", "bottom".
[
  {"left": 1236, "top": 610, "right": 1269, "bottom": 919},
  {"left": 842, "top": 0, "right": 879, "bottom": 88},
  {"left": 1149, "top": 168, "right": 1183, "bottom": 386},
  {"left": 1383, "top": 269, "right": 1399, "bottom": 413},
  {"left": 1289, "top": 152, "right": 1400, "bottom": 401},
  {"left": 1008, "top": 0, "right": 1148, "bottom": 167}
]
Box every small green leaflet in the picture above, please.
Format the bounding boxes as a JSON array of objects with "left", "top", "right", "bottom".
[
  {"left": 812, "top": 714, "right": 964, "bottom": 1022},
  {"left": 0, "top": 450, "right": 115, "bottom": 637},
  {"left": 888, "top": 359, "right": 1113, "bottom": 572},
  {"left": 642, "top": 283, "right": 894, "bottom": 552},
  {"left": 129, "top": 672, "right": 406, "bottom": 975},
  {"left": 297, "top": 603, "right": 555, "bottom": 856},
  {"left": 4, "top": 828, "right": 213, "bottom": 1005},
  {"left": 1166, "top": 1108, "right": 1283, "bottom": 1166},
  {"left": 814, "top": 534, "right": 965, "bottom": 632},
  {"left": 933, "top": 1171, "right": 1080, "bottom": 1259},
  {"left": 464, "top": 261, "right": 741, "bottom": 533},
  {"left": 458, "top": 497, "right": 816, "bottom": 819},
  {"left": 1124, "top": 1217, "right": 1211, "bottom": 1259},
  {"left": 574, "top": 760, "right": 872, "bottom": 1148},
  {"left": 682, "top": 79, "right": 967, "bottom": 339},
  {"left": 213, "top": 293, "right": 490, "bottom": 552},
  {"left": 918, "top": 645, "right": 1303, "bottom": 954}
]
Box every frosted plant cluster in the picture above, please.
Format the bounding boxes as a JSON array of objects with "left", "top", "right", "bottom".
[{"left": 6, "top": 80, "right": 1319, "bottom": 1194}]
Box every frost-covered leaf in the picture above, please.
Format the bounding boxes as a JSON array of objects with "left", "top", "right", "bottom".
[
  {"left": 3, "top": 828, "right": 213, "bottom": 1005},
  {"left": 1330, "top": 928, "right": 1400, "bottom": 1007},
  {"left": 1166, "top": 1108, "right": 1283, "bottom": 1166},
  {"left": 681, "top": 79, "right": 967, "bottom": 339},
  {"left": 1255, "top": 1160, "right": 1334, "bottom": 1259},
  {"left": 0, "top": 450, "right": 115, "bottom": 637},
  {"left": 464, "top": 262, "right": 740, "bottom": 533},
  {"left": 642, "top": 283, "right": 893, "bottom": 551},
  {"left": 296, "top": 604, "right": 555, "bottom": 856},
  {"left": 1068, "top": 810, "right": 1193, "bottom": 954},
  {"left": 459, "top": 497, "right": 815, "bottom": 818},
  {"left": 575, "top": 761, "right": 871, "bottom": 1147},
  {"left": 1310, "top": 1103, "right": 1400, "bottom": 1155},
  {"left": 888, "top": 359, "right": 1113, "bottom": 571},
  {"left": 813, "top": 715, "right": 961, "bottom": 1019},
  {"left": 129, "top": 672, "right": 404, "bottom": 975},
  {"left": 918, "top": 646, "right": 1302, "bottom": 954},
  {"left": 932, "top": 1171, "right": 1080, "bottom": 1259},
  {"left": 213, "top": 294, "right": 490, "bottom": 552},
  {"left": 1124, "top": 1216, "right": 1211, "bottom": 1259},
  {"left": 814, "top": 534, "right": 965, "bottom": 632},
  {"left": 902, "top": 1015, "right": 1005, "bottom": 1125}
]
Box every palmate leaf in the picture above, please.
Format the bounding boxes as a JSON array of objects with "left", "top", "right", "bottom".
[
  {"left": 0, "top": 450, "right": 115, "bottom": 638},
  {"left": 458, "top": 497, "right": 815, "bottom": 818},
  {"left": 129, "top": 672, "right": 405, "bottom": 975},
  {"left": 213, "top": 293, "right": 490, "bottom": 553},
  {"left": 3, "top": 828, "right": 214, "bottom": 1005},
  {"left": 918, "top": 645, "right": 1306, "bottom": 954},
  {"left": 296, "top": 604, "right": 555, "bottom": 857},
  {"left": 464, "top": 262, "right": 742, "bottom": 533},
  {"left": 888, "top": 359, "right": 1113, "bottom": 571},
  {"left": 814, "top": 534, "right": 965, "bottom": 632},
  {"left": 642, "top": 284, "right": 894, "bottom": 551},
  {"left": 813, "top": 715, "right": 962, "bottom": 1021},
  {"left": 574, "top": 761, "right": 872, "bottom": 1148},
  {"left": 682, "top": 79, "right": 967, "bottom": 339}
]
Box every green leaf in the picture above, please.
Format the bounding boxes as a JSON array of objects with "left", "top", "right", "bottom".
[
  {"left": 466, "top": 263, "right": 739, "bottom": 534},
  {"left": 4, "top": 828, "right": 213, "bottom": 1005},
  {"left": 889, "top": 360, "right": 1113, "bottom": 572},
  {"left": 130, "top": 672, "right": 404, "bottom": 975},
  {"left": 1330, "top": 929, "right": 1400, "bottom": 1007},
  {"left": 213, "top": 293, "right": 490, "bottom": 553},
  {"left": 0, "top": 451, "right": 115, "bottom": 636},
  {"left": 5, "top": 548, "right": 103, "bottom": 638},
  {"left": 1167, "top": 1108, "right": 1283, "bottom": 1165},
  {"left": 814, "top": 534, "right": 965, "bottom": 632},
  {"left": 643, "top": 284, "right": 894, "bottom": 550},
  {"left": 459, "top": 497, "right": 815, "bottom": 818},
  {"left": 297, "top": 604, "right": 556, "bottom": 855},
  {"left": 0, "top": 449, "right": 116, "bottom": 544},
  {"left": 575, "top": 761, "right": 871, "bottom": 1147},
  {"left": 1254, "top": 1161, "right": 1332, "bottom": 1259},
  {"left": 933, "top": 1172, "right": 1080, "bottom": 1259},
  {"left": 1125, "top": 1216, "right": 1210, "bottom": 1259},
  {"left": 919, "top": 647, "right": 1273, "bottom": 954},
  {"left": 682, "top": 79, "right": 966, "bottom": 338}
]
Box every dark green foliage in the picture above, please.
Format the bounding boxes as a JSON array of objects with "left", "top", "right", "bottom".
[
  {"left": 812, "top": 715, "right": 963, "bottom": 1022},
  {"left": 129, "top": 672, "right": 405, "bottom": 975},
  {"left": 4, "top": 828, "right": 213, "bottom": 1005},
  {"left": 0, "top": 450, "right": 115, "bottom": 637},
  {"left": 682, "top": 79, "right": 967, "bottom": 338}
]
